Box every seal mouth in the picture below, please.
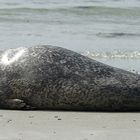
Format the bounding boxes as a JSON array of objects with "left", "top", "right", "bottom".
[{"left": 1, "top": 47, "right": 26, "bottom": 65}]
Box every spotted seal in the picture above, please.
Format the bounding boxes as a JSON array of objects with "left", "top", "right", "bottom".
[{"left": 0, "top": 45, "right": 140, "bottom": 111}]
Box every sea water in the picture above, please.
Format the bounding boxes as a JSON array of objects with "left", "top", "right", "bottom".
[{"left": 0, "top": 0, "right": 140, "bottom": 73}]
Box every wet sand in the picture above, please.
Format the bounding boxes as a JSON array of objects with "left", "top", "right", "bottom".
[{"left": 0, "top": 110, "right": 140, "bottom": 140}]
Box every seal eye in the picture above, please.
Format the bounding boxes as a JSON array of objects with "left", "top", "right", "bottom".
[{"left": 1, "top": 48, "right": 26, "bottom": 65}]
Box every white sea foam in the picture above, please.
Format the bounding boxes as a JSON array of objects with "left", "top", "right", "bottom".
[{"left": 82, "top": 50, "right": 140, "bottom": 59}]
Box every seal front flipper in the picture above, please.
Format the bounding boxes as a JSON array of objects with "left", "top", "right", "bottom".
[{"left": 4, "top": 99, "right": 35, "bottom": 110}]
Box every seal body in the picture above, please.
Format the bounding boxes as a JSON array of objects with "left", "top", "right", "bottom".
[{"left": 0, "top": 45, "right": 140, "bottom": 111}]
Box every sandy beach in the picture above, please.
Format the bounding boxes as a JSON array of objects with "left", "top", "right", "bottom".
[{"left": 0, "top": 110, "right": 139, "bottom": 140}]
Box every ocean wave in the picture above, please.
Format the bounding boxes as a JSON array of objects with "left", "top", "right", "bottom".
[
  {"left": 0, "top": 6, "right": 139, "bottom": 16},
  {"left": 0, "top": 8, "right": 50, "bottom": 13},
  {"left": 82, "top": 50, "right": 140, "bottom": 59},
  {"left": 96, "top": 32, "right": 140, "bottom": 38},
  {"left": 70, "top": 6, "right": 140, "bottom": 16}
]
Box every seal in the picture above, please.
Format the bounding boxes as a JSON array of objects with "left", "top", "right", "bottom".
[{"left": 0, "top": 45, "right": 140, "bottom": 111}]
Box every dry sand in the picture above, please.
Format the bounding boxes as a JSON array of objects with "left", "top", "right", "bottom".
[{"left": 0, "top": 110, "right": 140, "bottom": 140}]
